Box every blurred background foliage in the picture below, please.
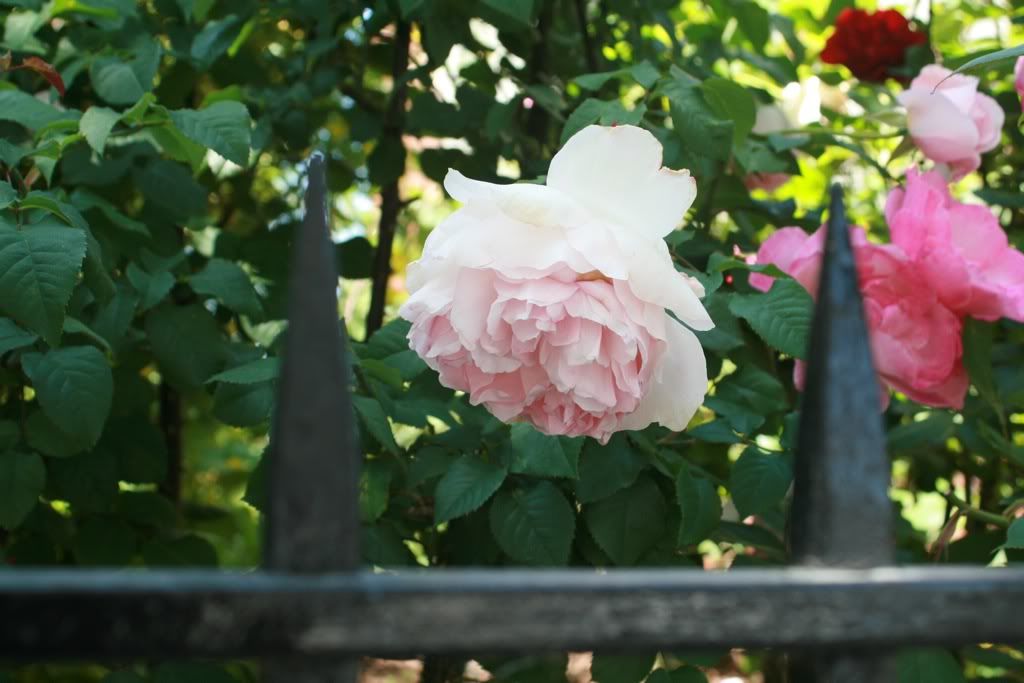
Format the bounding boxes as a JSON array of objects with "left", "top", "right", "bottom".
[{"left": 0, "top": 0, "right": 1023, "bottom": 681}]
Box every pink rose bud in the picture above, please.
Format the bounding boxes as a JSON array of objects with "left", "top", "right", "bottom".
[
  {"left": 400, "top": 125, "right": 714, "bottom": 442},
  {"left": 897, "top": 65, "right": 1005, "bottom": 179},
  {"left": 886, "top": 168, "right": 1024, "bottom": 323},
  {"left": 752, "top": 224, "right": 968, "bottom": 410}
]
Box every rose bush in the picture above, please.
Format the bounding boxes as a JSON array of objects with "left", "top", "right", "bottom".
[{"left": 1, "top": 1, "right": 1024, "bottom": 682}]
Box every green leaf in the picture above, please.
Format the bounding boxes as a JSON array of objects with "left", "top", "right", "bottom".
[
  {"left": 729, "top": 448, "right": 792, "bottom": 518},
  {"left": 728, "top": 278, "right": 813, "bottom": 359},
  {"left": 694, "top": 293, "right": 745, "bottom": 353},
  {"left": 0, "top": 90, "right": 77, "bottom": 130},
  {"left": 434, "top": 454, "right": 507, "bottom": 524},
  {"left": 337, "top": 236, "right": 374, "bottom": 279},
  {"left": 0, "top": 183, "right": 17, "bottom": 210},
  {"left": 100, "top": 417, "right": 168, "bottom": 484},
  {"left": 170, "top": 102, "right": 252, "bottom": 165},
  {"left": 0, "top": 219, "right": 87, "bottom": 346},
  {"left": 189, "top": 258, "right": 262, "bottom": 318},
  {"left": 585, "top": 475, "right": 667, "bottom": 565},
  {"left": 575, "top": 433, "right": 647, "bottom": 503},
  {"left": 689, "top": 419, "right": 742, "bottom": 444},
  {"left": 509, "top": 424, "right": 582, "bottom": 478},
  {"left": 489, "top": 480, "right": 575, "bottom": 565},
  {"left": 26, "top": 408, "right": 88, "bottom": 458},
  {"left": 91, "top": 282, "right": 139, "bottom": 352},
  {"left": 481, "top": 0, "right": 534, "bottom": 27},
  {"left": 71, "top": 189, "right": 149, "bottom": 236},
  {"left": 212, "top": 380, "right": 274, "bottom": 427},
  {"left": 706, "top": 365, "right": 788, "bottom": 433},
  {"left": 137, "top": 159, "right": 208, "bottom": 220},
  {"left": 562, "top": 98, "right": 647, "bottom": 144},
  {"left": 117, "top": 491, "right": 176, "bottom": 530},
  {"left": 126, "top": 263, "right": 174, "bottom": 312},
  {"left": 22, "top": 346, "right": 112, "bottom": 446},
  {"left": 733, "top": 0, "right": 771, "bottom": 51},
  {"left": 79, "top": 106, "right": 121, "bottom": 154},
  {"left": 145, "top": 304, "right": 228, "bottom": 392},
  {"left": 49, "top": 448, "right": 118, "bottom": 514},
  {"left": 0, "top": 317, "right": 37, "bottom": 355},
  {"left": 974, "top": 188, "right": 1024, "bottom": 209},
  {"left": 207, "top": 357, "right": 279, "bottom": 384},
  {"left": 189, "top": 14, "right": 243, "bottom": 67},
  {"left": 0, "top": 451, "right": 45, "bottom": 529},
  {"left": 72, "top": 516, "right": 137, "bottom": 565},
  {"left": 367, "top": 136, "right": 406, "bottom": 186},
  {"left": 945, "top": 45, "right": 1024, "bottom": 78},
  {"left": 142, "top": 534, "right": 218, "bottom": 566},
  {"left": 90, "top": 41, "right": 160, "bottom": 106},
  {"left": 590, "top": 655, "right": 654, "bottom": 683},
  {"left": 352, "top": 395, "right": 400, "bottom": 454},
  {"left": 676, "top": 466, "right": 721, "bottom": 545},
  {"left": 963, "top": 318, "right": 999, "bottom": 412},
  {"left": 362, "top": 523, "right": 415, "bottom": 566},
  {"left": 0, "top": 421, "right": 19, "bottom": 451},
  {"left": 701, "top": 78, "right": 756, "bottom": 146},
  {"left": 360, "top": 459, "right": 393, "bottom": 523},
  {"left": 1006, "top": 519, "right": 1024, "bottom": 549},
  {"left": 897, "top": 649, "right": 967, "bottom": 683},
  {"left": 63, "top": 316, "right": 112, "bottom": 353},
  {"left": 153, "top": 662, "right": 238, "bottom": 683}
]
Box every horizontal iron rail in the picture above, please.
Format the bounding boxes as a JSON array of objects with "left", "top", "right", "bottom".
[{"left": 4, "top": 566, "right": 1024, "bottom": 658}]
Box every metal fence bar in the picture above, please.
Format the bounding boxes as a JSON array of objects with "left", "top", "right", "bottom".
[
  {"left": 4, "top": 567, "right": 1024, "bottom": 658},
  {"left": 789, "top": 186, "right": 894, "bottom": 681},
  {"left": 263, "top": 152, "right": 360, "bottom": 683}
]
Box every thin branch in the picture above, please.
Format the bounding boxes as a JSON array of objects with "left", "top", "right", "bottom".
[
  {"left": 573, "top": 0, "right": 599, "bottom": 73},
  {"left": 365, "top": 20, "right": 411, "bottom": 338},
  {"left": 944, "top": 492, "right": 1009, "bottom": 529}
]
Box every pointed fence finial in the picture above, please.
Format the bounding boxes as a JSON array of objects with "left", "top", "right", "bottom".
[{"left": 790, "top": 184, "right": 892, "bottom": 567}]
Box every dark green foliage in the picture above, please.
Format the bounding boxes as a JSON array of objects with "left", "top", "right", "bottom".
[{"left": 0, "top": 1, "right": 1021, "bottom": 681}]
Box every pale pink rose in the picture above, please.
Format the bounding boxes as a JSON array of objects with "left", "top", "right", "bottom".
[
  {"left": 752, "top": 225, "right": 967, "bottom": 409},
  {"left": 400, "top": 124, "right": 713, "bottom": 442},
  {"left": 897, "top": 65, "right": 1005, "bottom": 179},
  {"left": 1016, "top": 57, "right": 1024, "bottom": 108},
  {"left": 886, "top": 168, "right": 1024, "bottom": 322}
]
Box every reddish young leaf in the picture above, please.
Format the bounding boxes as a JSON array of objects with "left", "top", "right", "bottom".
[{"left": 17, "top": 56, "right": 66, "bottom": 97}]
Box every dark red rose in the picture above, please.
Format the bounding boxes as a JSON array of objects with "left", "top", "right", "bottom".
[{"left": 820, "top": 8, "right": 928, "bottom": 83}]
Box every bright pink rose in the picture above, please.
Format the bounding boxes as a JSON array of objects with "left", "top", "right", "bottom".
[
  {"left": 752, "top": 225, "right": 967, "bottom": 409},
  {"left": 400, "top": 125, "right": 713, "bottom": 442},
  {"left": 897, "top": 65, "right": 1005, "bottom": 179},
  {"left": 886, "top": 169, "right": 1024, "bottom": 322},
  {"left": 1015, "top": 57, "right": 1024, "bottom": 108}
]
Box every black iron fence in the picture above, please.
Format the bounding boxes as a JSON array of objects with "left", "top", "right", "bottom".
[{"left": 3, "top": 154, "right": 1024, "bottom": 682}]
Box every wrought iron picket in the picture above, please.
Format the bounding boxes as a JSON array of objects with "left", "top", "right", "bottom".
[{"left": 3, "top": 157, "right": 1024, "bottom": 683}]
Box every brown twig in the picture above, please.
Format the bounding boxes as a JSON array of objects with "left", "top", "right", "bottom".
[
  {"left": 365, "top": 20, "right": 411, "bottom": 339},
  {"left": 573, "top": 0, "right": 599, "bottom": 73}
]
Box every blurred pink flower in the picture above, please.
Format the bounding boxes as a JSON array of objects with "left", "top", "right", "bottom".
[
  {"left": 897, "top": 65, "right": 1004, "bottom": 179},
  {"left": 1015, "top": 57, "right": 1024, "bottom": 108},
  {"left": 400, "top": 125, "right": 713, "bottom": 442},
  {"left": 886, "top": 168, "right": 1024, "bottom": 322},
  {"left": 752, "top": 225, "right": 967, "bottom": 409}
]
